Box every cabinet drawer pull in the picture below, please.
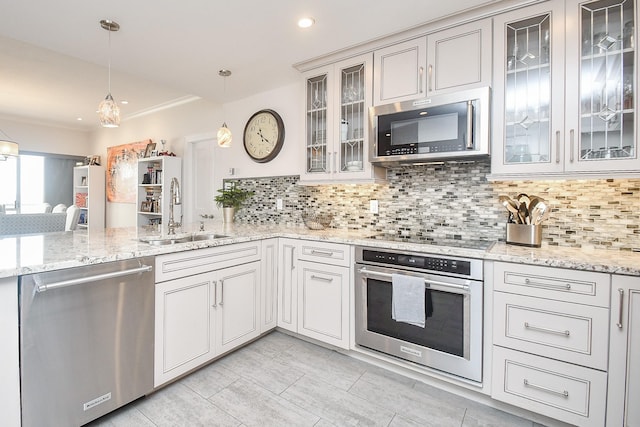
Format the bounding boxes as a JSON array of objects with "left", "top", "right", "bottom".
[
  {"left": 291, "top": 247, "right": 295, "bottom": 271},
  {"left": 311, "top": 274, "right": 334, "bottom": 283},
  {"left": 555, "top": 131, "right": 561, "bottom": 163},
  {"left": 419, "top": 66, "right": 424, "bottom": 93},
  {"left": 219, "top": 279, "right": 224, "bottom": 306},
  {"left": 310, "top": 249, "right": 334, "bottom": 257},
  {"left": 523, "top": 379, "right": 569, "bottom": 397},
  {"left": 524, "top": 322, "right": 570, "bottom": 336},
  {"left": 427, "top": 64, "right": 433, "bottom": 92},
  {"left": 524, "top": 277, "right": 571, "bottom": 290},
  {"left": 617, "top": 288, "right": 625, "bottom": 329},
  {"left": 212, "top": 280, "right": 217, "bottom": 307}
]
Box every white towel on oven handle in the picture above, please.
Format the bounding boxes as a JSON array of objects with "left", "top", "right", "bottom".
[{"left": 391, "top": 273, "right": 426, "bottom": 328}]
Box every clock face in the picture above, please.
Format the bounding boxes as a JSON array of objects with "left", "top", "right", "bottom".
[{"left": 243, "top": 109, "right": 285, "bottom": 163}]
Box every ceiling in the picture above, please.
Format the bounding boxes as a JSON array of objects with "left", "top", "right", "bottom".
[{"left": 0, "top": 0, "right": 499, "bottom": 131}]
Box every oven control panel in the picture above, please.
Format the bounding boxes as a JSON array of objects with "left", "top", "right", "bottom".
[{"left": 362, "top": 249, "right": 471, "bottom": 276}]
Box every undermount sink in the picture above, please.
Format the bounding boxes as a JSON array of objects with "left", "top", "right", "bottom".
[{"left": 139, "top": 233, "right": 228, "bottom": 245}]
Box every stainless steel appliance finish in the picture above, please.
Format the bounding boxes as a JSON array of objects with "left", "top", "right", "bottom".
[
  {"left": 369, "top": 86, "right": 490, "bottom": 165},
  {"left": 19, "top": 257, "right": 155, "bottom": 427},
  {"left": 355, "top": 246, "right": 484, "bottom": 382}
]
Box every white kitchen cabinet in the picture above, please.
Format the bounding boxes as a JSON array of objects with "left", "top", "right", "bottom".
[
  {"left": 373, "top": 38, "right": 427, "bottom": 105},
  {"left": 277, "top": 238, "right": 298, "bottom": 332},
  {"left": 491, "top": 0, "right": 639, "bottom": 178},
  {"left": 607, "top": 274, "right": 640, "bottom": 426},
  {"left": 297, "top": 240, "right": 351, "bottom": 349},
  {"left": 492, "top": 346, "right": 608, "bottom": 427},
  {"left": 137, "top": 156, "right": 182, "bottom": 229},
  {"left": 73, "top": 165, "right": 105, "bottom": 230},
  {"left": 425, "top": 18, "right": 492, "bottom": 95},
  {"left": 491, "top": 262, "right": 610, "bottom": 427},
  {"left": 373, "top": 19, "right": 491, "bottom": 106},
  {"left": 260, "top": 238, "right": 278, "bottom": 333},
  {"left": 0, "top": 277, "right": 20, "bottom": 427},
  {"left": 154, "top": 242, "right": 261, "bottom": 386},
  {"left": 154, "top": 272, "right": 216, "bottom": 386},
  {"left": 301, "top": 53, "right": 385, "bottom": 184},
  {"left": 215, "top": 261, "right": 261, "bottom": 355}
]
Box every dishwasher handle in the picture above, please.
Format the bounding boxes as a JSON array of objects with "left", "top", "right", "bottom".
[{"left": 35, "top": 264, "right": 153, "bottom": 293}]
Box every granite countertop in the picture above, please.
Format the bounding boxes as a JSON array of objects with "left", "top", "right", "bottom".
[{"left": 1, "top": 222, "right": 639, "bottom": 278}]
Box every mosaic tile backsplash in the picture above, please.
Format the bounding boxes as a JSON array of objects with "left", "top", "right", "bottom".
[{"left": 227, "top": 159, "right": 640, "bottom": 251}]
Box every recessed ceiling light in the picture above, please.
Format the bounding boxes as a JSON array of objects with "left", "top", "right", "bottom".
[
  {"left": 76, "top": 117, "right": 83, "bottom": 121},
  {"left": 121, "top": 100, "right": 128, "bottom": 105},
  {"left": 298, "top": 17, "right": 315, "bottom": 28}
]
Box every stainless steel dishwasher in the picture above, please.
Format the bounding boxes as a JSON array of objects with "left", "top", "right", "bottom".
[{"left": 19, "top": 257, "right": 155, "bottom": 427}]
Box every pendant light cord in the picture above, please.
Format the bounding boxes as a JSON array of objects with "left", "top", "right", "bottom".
[{"left": 107, "top": 27, "right": 112, "bottom": 94}]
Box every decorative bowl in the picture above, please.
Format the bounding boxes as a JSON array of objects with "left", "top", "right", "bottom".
[{"left": 302, "top": 212, "right": 334, "bottom": 230}]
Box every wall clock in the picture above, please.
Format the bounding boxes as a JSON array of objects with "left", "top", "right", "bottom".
[{"left": 243, "top": 109, "right": 285, "bottom": 163}]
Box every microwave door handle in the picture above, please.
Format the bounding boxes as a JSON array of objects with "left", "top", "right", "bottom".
[{"left": 466, "top": 100, "right": 474, "bottom": 150}]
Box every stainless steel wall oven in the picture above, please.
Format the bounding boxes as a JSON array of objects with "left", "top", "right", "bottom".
[{"left": 355, "top": 246, "right": 483, "bottom": 382}]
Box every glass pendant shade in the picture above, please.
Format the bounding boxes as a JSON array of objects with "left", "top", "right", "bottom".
[
  {"left": 217, "top": 122, "right": 232, "bottom": 147},
  {"left": 98, "top": 93, "right": 120, "bottom": 128},
  {"left": 0, "top": 140, "right": 19, "bottom": 160}
]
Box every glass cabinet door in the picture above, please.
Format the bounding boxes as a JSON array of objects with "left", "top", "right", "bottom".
[
  {"left": 569, "top": 0, "right": 636, "bottom": 169},
  {"left": 492, "top": 1, "right": 566, "bottom": 175},
  {"left": 305, "top": 70, "right": 331, "bottom": 175},
  {"left": 339, "top": 62, "right": 366, "bottom": 173},
  {"left": 504, "top": 14, "right": 553, "bottom": 166}
]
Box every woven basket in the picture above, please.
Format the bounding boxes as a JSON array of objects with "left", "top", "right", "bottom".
[{"left": 301, "top": 213, "right": 333, "bottom": 230}]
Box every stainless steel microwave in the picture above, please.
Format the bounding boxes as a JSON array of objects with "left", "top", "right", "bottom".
[{"left": 369, "top": 87, "right": 490, "bottom": 165}]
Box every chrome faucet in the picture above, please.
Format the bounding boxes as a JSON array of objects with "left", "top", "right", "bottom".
[{"left": 167, "top": 177, "right": 182, "bottom": 235}]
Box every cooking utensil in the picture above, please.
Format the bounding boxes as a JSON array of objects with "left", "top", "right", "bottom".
[
  {"left": 500, "top": 196, "right": 521, "bottom": 223},
  {"left": 517, "top": 193, "right": 530, "bottom": 209},
  {"left": 518, "top": 202, "right": 529, "bottom": 224},
  {"left": 532, "top": 201, "right": 549, "bottom": 225}
]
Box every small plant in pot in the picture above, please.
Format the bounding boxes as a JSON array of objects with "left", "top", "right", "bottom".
[{"left": 214, "top": 185, "right": 254, "bottom": 223}]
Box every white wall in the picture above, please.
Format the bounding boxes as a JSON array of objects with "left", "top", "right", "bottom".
[
  {"left": 0, "top": 118, "right": 90, "bottom": 155},
  {"left": 212, "top": 82, "right": 302, "bottom": 186},
  {"left": 90, "top": 98, "right": 221, "bottom": 227},
  {"left": 89, "top": 82, "right": 302, "bottom": 228}
]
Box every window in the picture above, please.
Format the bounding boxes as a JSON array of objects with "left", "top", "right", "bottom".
[{"left": 0, "top": 152, "right": 84, "bottom": 213}]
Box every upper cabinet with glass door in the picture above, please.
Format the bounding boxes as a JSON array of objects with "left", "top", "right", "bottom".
[
  {"left": 565, "top": 0, "right": 638, "bottom": 172},
  {"left": 301, "top": 53, "right": 385, "bottom": 184},
  {"left": 491, "top": 0, "right": 638, "bottom": 178},
  {"left": 491, "top": 1, "right": 566, "bottom": 176}
]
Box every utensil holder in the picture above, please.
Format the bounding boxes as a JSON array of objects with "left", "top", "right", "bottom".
[{"left": 506, "top": 223, "right": 542, "bottom": 247}]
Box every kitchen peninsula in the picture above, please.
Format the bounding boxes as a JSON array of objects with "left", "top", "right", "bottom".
[{"left": 2, "top": 224, "right": 640, "bottom": 426}]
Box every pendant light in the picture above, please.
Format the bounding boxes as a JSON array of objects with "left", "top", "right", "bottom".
[
  {"left": 98, "top": 19, "right": 121, "bottom": 128},
  {"left": 0, "top": 128, "right": 18, "bottom": 160},
  {"left": 217, "top": 69, "right": 232, "bottom": 148}
]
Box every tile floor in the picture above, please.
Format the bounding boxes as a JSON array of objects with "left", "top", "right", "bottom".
[{"left": 89, "top": 331, "right": 544, "bottom": 427}]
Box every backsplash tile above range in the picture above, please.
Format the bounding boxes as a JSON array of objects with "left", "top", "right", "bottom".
[{"left": 228, "top": 159, "right": 640, "bottom": 251}]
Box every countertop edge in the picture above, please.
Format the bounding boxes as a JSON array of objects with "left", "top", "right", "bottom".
[{"left": 2, "top": 226, "right": 639, "bottom": 278}]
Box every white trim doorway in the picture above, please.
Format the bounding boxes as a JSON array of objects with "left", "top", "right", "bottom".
[{"left": 183, "top": 132, "right": 216, "bottom": 225}]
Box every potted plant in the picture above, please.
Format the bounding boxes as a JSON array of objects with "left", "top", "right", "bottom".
[{"left": 214, "top": 185, "right": 254, "bottom": 223}]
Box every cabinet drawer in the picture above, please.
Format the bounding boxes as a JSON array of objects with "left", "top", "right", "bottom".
[
  {"left": 493, "top": 292, "right": 608, "bottom": 370},
  {"left": 155, "top": 242, "right": 261, "bottom": 282},
  {"left": 493, "top": 262, "right": 610, "bottom": 307},
  {"left": 492, "top": 346, "right": 607, "bottom": 427},
  {"left": 298, "top": 240, "right": 350, "bottom": 267}
]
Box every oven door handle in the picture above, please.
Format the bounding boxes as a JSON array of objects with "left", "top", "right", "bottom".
[{"left": 357, "top": 268, "right": 470, "bottom": 292}]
